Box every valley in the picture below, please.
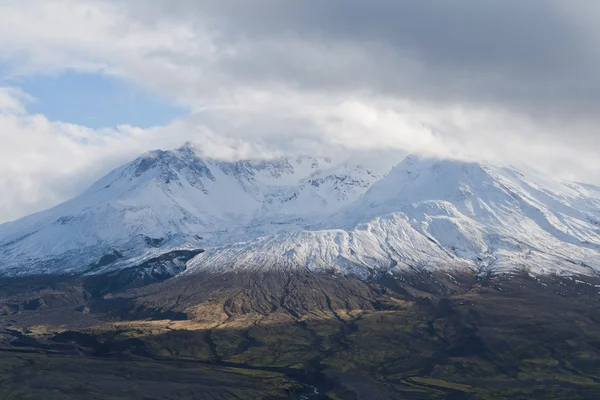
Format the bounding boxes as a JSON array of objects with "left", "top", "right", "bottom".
[{"left": 1, "top": 269, "right": 600, "bottom": 399}]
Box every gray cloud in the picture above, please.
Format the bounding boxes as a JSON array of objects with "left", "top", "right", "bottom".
[
  {"left": 119, "top": 0, "right": 600, "bottom": 119},
  {"left": 1, "top": 0, "right": 600, "bottom": 222}
]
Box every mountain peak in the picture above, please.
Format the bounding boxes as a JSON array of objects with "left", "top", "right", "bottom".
[
  {"left": 0, "top": 145, "right": 380, "bottom": 276},
  {"left": 0, "top": 145, "right": 599, "bottom": 278},
  {"left": 128, "top": 146, "right": 214, "bottom": 186},
  {"left": 397, "top": 154, "right": 492, "bottom": 174},
  {"left": 358, "top": 155, "right": 499, "bottom": 211}
]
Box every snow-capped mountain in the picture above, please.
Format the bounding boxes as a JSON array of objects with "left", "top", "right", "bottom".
[
  {"left": 0, "top": 143, "right": 383, "bottom": 275},
  {"left": 1, "top": 144, "right": 599, "bottom": 279},
  {"left": 186, "top": 156, "right": 600, "bottom": 277}
]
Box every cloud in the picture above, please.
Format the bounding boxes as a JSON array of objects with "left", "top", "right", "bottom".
[
  {"left": 5, "top": 1, "right": 600, "bottom": 117},
  {"left": 0, "top": 87, "right": 31, "bottom": 114},
  {"left": 112, "top": 1, "right": 600, "bottom": 119},
  {"left": 0, "top": 1, "right": 599, "bottom": 221}
]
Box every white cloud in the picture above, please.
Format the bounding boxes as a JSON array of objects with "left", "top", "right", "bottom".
[
  {"left": 0, "top": 88, "right": 280, "bottom": 222},
  {"left": 0, "top": 1, "right": 599, "bottom": 222},
  {"left": 0, "top": 87, "right": 31, "bottom": 114},
  {"left": 2, "top": 86, "right": 599, "bottom": 223}
]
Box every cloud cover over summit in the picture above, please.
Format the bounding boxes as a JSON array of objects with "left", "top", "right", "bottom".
[{"left": 1, "top": 0, "right": 600, "bottom": 222}]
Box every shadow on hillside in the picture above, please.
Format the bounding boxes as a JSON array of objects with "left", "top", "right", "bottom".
[{"left": 2, "top": 271, "right": 600, "bottom": 399}]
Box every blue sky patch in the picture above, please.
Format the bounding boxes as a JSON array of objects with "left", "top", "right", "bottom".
[{"left": 6, "top": 70, "right": 187, "bottom": 129}]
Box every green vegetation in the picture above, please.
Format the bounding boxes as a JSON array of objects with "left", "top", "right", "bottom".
[
  {"left": 407, "top": 377, "right": 473, "bottom": 392},
  {"left": 1, "top": 271, "right": 600, "bottom": 399}
]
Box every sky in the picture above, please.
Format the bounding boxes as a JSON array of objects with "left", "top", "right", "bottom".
[{"left": 1, "top": 0, "right": 600, "bottom": 223}]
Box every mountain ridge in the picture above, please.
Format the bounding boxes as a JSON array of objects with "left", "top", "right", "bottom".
[
  {"left": 0, "top": 144, "right": 384, "bottom": 276},
  {"left": 186, "top": 155, "right": 600, "bottom": 277},
  {"left": 1, "top": 144, "right": 599, "bottom": 279}
]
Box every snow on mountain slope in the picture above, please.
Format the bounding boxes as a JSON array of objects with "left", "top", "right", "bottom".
[
  {"left": 187, "top": 156, "right": 600, "bottom": 277},
  {"left": 2, "top": 145, "right": 599, "bottom": 278},
  {"left": 186, "top": 213, "right": 472, "bottom": 279},
  {"left": 0, "top": 144, "right": 382, "bottom": 276},
  {"left": 257, "top": 163, "right": 380, "bottom": 223},
  {"left": 342, "top": 157, "right": 600, "bottom": 272}
]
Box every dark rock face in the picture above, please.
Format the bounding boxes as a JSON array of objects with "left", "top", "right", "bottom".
[
  {"left": 96, "top": 250, "right": 123, "bottom": 266},
  {"left": 143, "top": 236, "right": 165, "bottom": 247},
  {"left": 84, "top": 249, "right": 204, "bottom": 297},
  {"left": 0, "top": 249, "right": 203, "bottom": 315},
  {"left": 132, "top": 149, "right": 216, "bottom": 186}
]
